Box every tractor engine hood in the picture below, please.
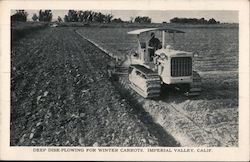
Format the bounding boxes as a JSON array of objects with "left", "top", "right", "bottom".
[{"left": 155, "top": 48, "right": 193, "bottom": 58}]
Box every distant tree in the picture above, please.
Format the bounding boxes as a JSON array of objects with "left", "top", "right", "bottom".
[
  {"left": 39, "top": 10, "right": 52, "bottom": 22},
  {"left": 134, "top": 16, "right": 140, "bottom": 23},
  {"left": 199, "top": 18, "right": 207, "bottom": 24},
  {"left": 78, "top": 11, "right": 90, "bottom": 22},
  {"left": 208, "top": 18, "right": 219, "bottom": 24},
  {"left": 170, "top": 17, "right": 220, "bottom": 24},
  {"left": 67, "top": 10, "right": 78, "bottom": 22},
  {"left": 170, "top": 17, "right": 178, "bottom": 23},
  {"left": 77, "top": 11, "right": 83, "bottom": 22},
  {"left": 64, "top": 15, "right": 69, "bottom": 22},
  {"left": 88, "top": 11, "right": 94, "bottom": 22},
  {"left": 94, "top": 12, "right": 106, "bottom": 23},
  {"left": 11, "top": 10, "right": 28, "bottom": 22},
  {"left": 57, "top": 16, "right": 62, "bottom": 22},
  {"left": 112, "top": 18, "right": 124, "bottom": 23},
  {"left": 77, "top": 10, "right": 91, "bottom": 22},
  {"left": 83, "top": 10, "right": 94, "bottom": 22},
  {"left": 32, "top": 13, "right": 38, "bottom": 22},
  {"left": 134, "top": 16, "right": 151, "bottom": 23},
  {"left": 104, "top": 14, "right": 113, "bottom": 23},
  {"left": 63, "top": 10, "right": 117, "bottom": 23}
]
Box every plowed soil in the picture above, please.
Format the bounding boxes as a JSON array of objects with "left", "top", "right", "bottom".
[{"left": 11, "top": 27, "right": 179, "bottom": 146}]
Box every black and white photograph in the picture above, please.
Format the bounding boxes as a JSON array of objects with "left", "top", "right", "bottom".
[{"left": 0, "top": 0, "right": 249, "bottom": 161}]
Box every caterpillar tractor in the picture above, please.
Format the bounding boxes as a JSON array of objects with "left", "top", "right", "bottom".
[{"left": 126, "top": 28, "right": 201, "bottom": 98}]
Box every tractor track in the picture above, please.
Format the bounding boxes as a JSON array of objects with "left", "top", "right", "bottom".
[{"left": 167, "top": 101, "right": 212, "bottom": 142}]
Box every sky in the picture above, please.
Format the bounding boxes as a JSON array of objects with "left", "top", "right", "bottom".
[{"left": 11, "top": 10, "right": 238, "bottom": 23}]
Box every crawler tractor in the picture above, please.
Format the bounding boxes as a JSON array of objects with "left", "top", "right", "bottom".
[{"left": 126, "top": 28, "right": 201, "bottom": 98}]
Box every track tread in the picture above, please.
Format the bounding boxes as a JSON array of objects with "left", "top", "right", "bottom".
[
  {"left": 185, "top": 71, "right": 202, "bottom": 96},
  {"left": 129, "top": 65, "right": 161, "bottom": 98}
]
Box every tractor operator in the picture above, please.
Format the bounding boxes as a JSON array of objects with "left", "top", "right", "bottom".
[{"left": 148, "top": 32, "right": 161, "bottom": 61}]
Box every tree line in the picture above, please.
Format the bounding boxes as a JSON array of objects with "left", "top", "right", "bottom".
[
  {"left": 63, "top": 10, "right": 151, "bottom": 23},
  {"left": 11, "top": 10, "right": 53, "bottom": 22},
  {"left": 11, "top": 10, "right": 28, "bottom": 22},
  {"left": 63, "top": 10, "right": 113, "bottom": 23},
  {"left": 11, "top": 10, "right": 220, "bottom": 24},
  {"left": 170, "top": 17, "right": 220, "bottom": 24},
  {"left": 11, "top": 10, "right": 152, "bottom": 24}
]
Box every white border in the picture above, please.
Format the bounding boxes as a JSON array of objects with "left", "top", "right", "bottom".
[{"left": 0, "top": 0, "right": 249, "bottom": 161}]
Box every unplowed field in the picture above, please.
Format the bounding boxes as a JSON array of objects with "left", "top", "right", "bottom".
[{"left": 11, "top": 28, "right": 178, "bottom": 146}]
